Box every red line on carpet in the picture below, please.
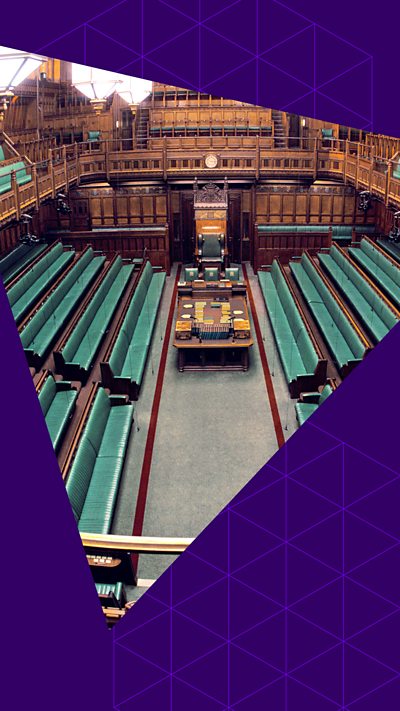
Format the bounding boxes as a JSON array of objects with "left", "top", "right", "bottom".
[
  {"left": 131, "top": 265, "right": 181, "bottom": 566},
  {"left": 242, "top": 263, "right": 285, "bottom": 449}
]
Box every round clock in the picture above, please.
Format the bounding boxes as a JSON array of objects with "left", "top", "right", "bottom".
[{"left": 205, "top": 153, "right": 218, "bottom": 169}]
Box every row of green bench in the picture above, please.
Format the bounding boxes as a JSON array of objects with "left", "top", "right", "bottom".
[
  {"left": 20, "top": 246, "right": 105, "bottom": 370},
  {"left": 149, "top": 125, "right": 273, "bottom": 136},
  {"left": 258, "top": 225, "right": 376, "bottom": 239},
  {"left": 0, "top": 243, "right": 47, "bottom": 286},
  {"left": 349, "top": 238, "right": 400, "bottom": 310},
  {"left": 290, "top": 252, "right": 371, "bottom": 376},
  {"left": 0, "top": 160, "right": 31, "bottom": 194},
  {"left": 100, "top": 260, "right": 166, "bottom": 400},
  {"left": 54, "top": 255, "right": 134, "bottom": 382},
  {"left": 95, "top": 582, "right": 127, "bottom": 609},
  {"left": 295, "top": 382, "right": 334, "bottom": 426},
  {"left": 66, "top": 387, "right": 134, "bottom": 534},
  {"left": 38, "top": 372, "right": 78, "bottom": 453},
  {"left": 258, "top": 261, "right": 327, "bottom": 397},
  {"left": 318, "top": 245, "right": 399, "bottom": 343},
  {"left": 7, "top": 242, "right": 74, "bottom": 324}
]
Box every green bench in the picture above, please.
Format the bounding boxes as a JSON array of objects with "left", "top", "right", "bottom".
[
  {"left": 54, "top": 256, "right": 134, "bottom": 381},
  {"left": 0, "top": 145, "right": 5, "bottom": 161},
  {"left": 66, "top": 388, "right": 134, "bottom": 534},
  {"left": 7, "top": 242, "right": 74, "bottom": 324},
  {"left": 20, "top": 247, "right": 105, "bottom": 370},
  {"left": 258, "top": 261, "right": 327, "bottom": 397},
  {"left": 0, "top": 243, "right": 47, "bottom": 286},
  {"left": 290, "top": 252, "right": 369, "bottom": 376},
  {"left": 377, "top": 239, "right": 400, "bottom": 264},
  {"left": 349, "top": 238, "right": 400, "bottom": 310},
  {"left": 318, "top": 245, "right": 398, "bottom": 343},
  {"left": 295, "top": 383, "right": 334, "bottom": 426},
  {"left": 0, "top": 161, "right": 32, "bottom": 195},
  {"left": 38, "top": 373, "right": 78, "bottom": 452},
  {"left": 101, "top": 261, "right": 165, "bottom": 400},
  {"left": 95, "top": 582, "right": 127, "bottom": 609},
  {"left": 258, "top": 225, "right": 331, "bottom": 234}
]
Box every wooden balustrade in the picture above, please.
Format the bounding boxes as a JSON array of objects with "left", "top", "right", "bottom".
[{"left": 2, "top": 137, "right": 400, "bottom": 226}]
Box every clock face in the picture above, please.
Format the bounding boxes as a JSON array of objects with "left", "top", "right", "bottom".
[{"left": 205, "top": 153, "right": 218, "bottom": 168}]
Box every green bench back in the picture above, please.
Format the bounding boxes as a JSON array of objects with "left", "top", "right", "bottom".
[
  {"left": 66, "top": 388, "right": 111, "bottom": 522},
  {"left": 38, "top": 375, "right": 57, "bottom": 417},
  {"left": 301, "top": 253, "right": 365, "bottom": 358},
  {"left": 270, "top": 261, "right": 318, "bottom": 372},
  {"left": 7, "top": 243, "right": 64, "bottom": 306},
  {"left": 20, "top": 248, "right": 94, "bottom": 347},
  {"left": 109, "top": 261, "right": 154, "bottom": 376},
  {"left": 361, "top": 239, "right": 400, "bottom": 287}
]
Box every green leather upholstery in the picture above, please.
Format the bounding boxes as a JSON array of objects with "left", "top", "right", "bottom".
[
  {"left": 349, "top": 239, "right": 400, "bottom": 309},
  {"left": 88, "top": 131, "right": 100, "bottom": 141},
  {"left": 20, "top": 247, "right": 105, "bottom": 367},
  {"left": 0, "top": 161, "right": 31, "bottom": 194},
  {"left": 38, "top": 374, "right": 77, "bottom": 452},
  {"left": 102, "top": 261, "right": 165, "bottom": 397},
  {"left": 290, "top": 253, "right": 367, "bottom": 372},
  {"left": 318, "top": 245, "right": 398, "bottom": 342},
  {"left": 0, "top": 243, "right": 47, "bottom": 285},
  {"left": 58, "top": 256, "right": 133, "bottom": 379},
  {"left": 258, "top": 262, "right": 320, "bottom": 390},
  {"left": 8, "top": 243, "right": 74, "bottom": 324},
  {"left": 321, "top": 128, "right": 333, "bottom": 138},
  {"left": 95, "top": 582, "right": 126, "bottom": 607},
  {"left": 225, "top": 267, "right": 240, "bottom": 282},
  {"left": 295, "top": 384, "right": 333, "bottom": 426},
  {"left": 199, "top": 234, "right": 223, "bottom": 260},
  {"left": 204, "top": 267, "right": 219, "bottom": 282},
  {"left": 184, "top": 267, "right": 199, "bottom": 282},
  {"left": 66, "top": 388, "right": 134, "bottom": 534},
  {"left": 0, "top": 145, "right": 5, "bottom": 161}
]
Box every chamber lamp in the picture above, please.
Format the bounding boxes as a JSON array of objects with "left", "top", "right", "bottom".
[
  {"left": 117, "top": 76, "right": 152, "bottom": 117},
  {"left": 72, "top": 63, "right": 123, "bottom": 113},
  {"left": 0, "top": 45, "right": 46, "bottom": 122}
]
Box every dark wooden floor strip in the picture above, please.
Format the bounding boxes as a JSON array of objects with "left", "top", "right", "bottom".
[
  {"left": 242, "top": 263, "right": 285, "bottom": 449},
  {"left": 131, "top": 266, "right": 182, "bottom": 561}
]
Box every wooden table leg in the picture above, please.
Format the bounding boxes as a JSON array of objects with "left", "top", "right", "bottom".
[{"left": 178, "top": 349, "right": 184, "bottom": 372}]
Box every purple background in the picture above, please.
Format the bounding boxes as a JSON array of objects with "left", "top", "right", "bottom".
[{"left": 1, "top": 2, "right": 399, "bottom": 709}]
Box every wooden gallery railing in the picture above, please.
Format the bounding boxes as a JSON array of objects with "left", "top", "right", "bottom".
[{"left": 2, "top": 137, "right": 400, "bottom": 226}]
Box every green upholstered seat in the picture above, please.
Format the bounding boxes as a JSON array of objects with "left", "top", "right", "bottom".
[
  {"left": 258, "top": 262, "right": 321, "bottom": 393},
  {"left": 88, "top": 131, "right": 100, "bottom": 141},
  {"left": 95, "top": 582, "right": 125, "bottom": 607},
  {"left": 184, "top": 267, "right": 199, "bottom": 282},
  {"left": 38, "top": 375, "right": 77, "bottom": 452},
  {"left": 225, "top": 267, "right": 240, "bottom": 282},
  {"left": 290, "top": 253, "right": 367, "bottom": 373},
  {"left": 295, "top": 383, "right": 333, "bottom": 426},
  {"left": 8, "top": 243, "right": 74, "bottom": 324},
  {"left": 20, "top": 247, "right": 105, "bottom": 367},
  {"left": 199, "top": 234, "right": 223, "bottom": 259},
  {"left": 318, "top": 246, "right": 398, "bottom": 343},
  {"left": 0, "top": 161, "right": 31, "bottom": 194},
  {"left": 58, "top": 256, "right": 133, "bottom": 379},
  {"left": 0, "top": 243, "right": 47, "bottom": 285},
  {"left": 0, "top": 145, "right": 5, "bottom": 161},
  {"left": 101, "top": 262, "right": 165, "bottom": 398},
  {"left": 204, "top": 267, "right": 219, "bottom": 282},
  {"left": 66, "top": 388, "right": 133, "bottom": 534},
  {"left": 349, "top": 239, "right": 400, "bottom": 310},
  {"left": 322, "top": 128, "right": 333, "bottom": 138}
]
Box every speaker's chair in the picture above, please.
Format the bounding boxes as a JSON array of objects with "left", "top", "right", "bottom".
[{"left": 197, "top": 232, "right": 226, "bottom": 270}]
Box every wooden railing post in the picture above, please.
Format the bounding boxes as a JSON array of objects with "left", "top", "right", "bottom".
[
  {"left": 75, "top": 142, "right": 80, "bottom": 186},
  {"left": 32, "top": 164, "right": 40, "bottom": 211},
  {"left": 255, "top": 134, "right": 260, "bottom": 180},
  {"left": 369, "top": 145, "right": 374, "bottom": 192},
  {"left": 355, "top": 142, "right": 360, "bottom": 190},
  {"left": 313, "top": 138, "right": 318, "bottom": 180},
  {"left": 385, "top": 159, "right": 392, "bottom": 206},
  {"left": 105, "top": 139, "right": 110, "bottom": 182},
  {"left": 343, "top": 140, "right": 348, "bottom": 184},
  {"left": 11, "top": 171, "right": 20, "bottom": 221},
  {"left": 48, "top": 149, "right": 56, "bottom": 198},
  {"left": 62, "top": 145, "right": 68, "bottom": 190},
  {"left": 163, "top": 136, "right": 167, "bottom": 181}
]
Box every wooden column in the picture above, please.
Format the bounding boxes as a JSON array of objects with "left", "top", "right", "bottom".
[{"left": 11, "top": 171, "right": 20, "bottom": 221}]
